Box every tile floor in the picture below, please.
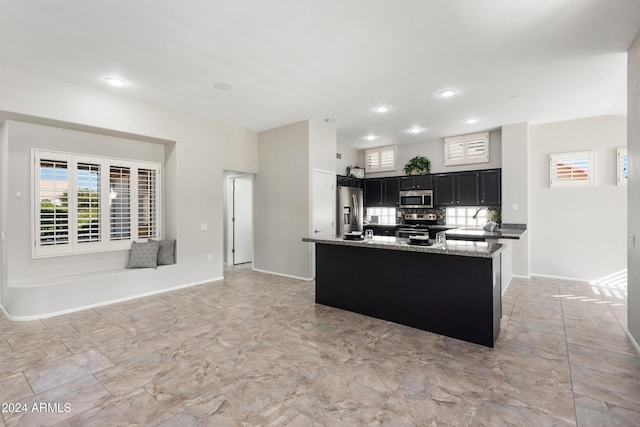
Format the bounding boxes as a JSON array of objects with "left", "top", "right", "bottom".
[{"left": 1, "top": 266, "right": 639, "bottom": 426}]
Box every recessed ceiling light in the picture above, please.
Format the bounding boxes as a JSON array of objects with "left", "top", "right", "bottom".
[
  {"left": 438, "top": 89, "right": 457, "bottom": 98},
  {"left": 213, "top": 81, "right": 233, "bottom": 90},
  {"left": 407, "top": 127, "right": 424, "bottom": 134},
  {"left": 364, "top": 135, "right": 377, "bottom": 141},
  {"left": 104, "top": 76, "right": 125, "bottom": 87},
  {"left": 374, "top": 105, "right": 389, "bottom": 113},
  {"left": 465, "top": 119, "right": 478, "bottom": 124}
]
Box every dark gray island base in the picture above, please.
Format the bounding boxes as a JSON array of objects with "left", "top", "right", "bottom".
[{"left": 304, "top": 237, "right": 502, "bottom": 347}]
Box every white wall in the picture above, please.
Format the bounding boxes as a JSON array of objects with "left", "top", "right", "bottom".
[
  {"left": 0, "top": 66, "right": 258, "bottom": 317},
  {"left": 254, "top": 119, "right": 336, "bottom": 280},
  {"left": 362, "top": 129, "right": 502, "bottom": 178},
  {"left": 529, "top": 116, "right": 627, "bottom": 280},
  {"left": 254, "top": 121, "right": 312, "bottom": 279},
  {"left": 628, "top": 31, "right": 640, "bottom": 347},
  {"left": 309, "top": 120, "right": 337, "bottom": 173},
  {"left": 501, "top": 123, "right": 530, "bottom": 279},
  {"left": 336, "top": 144, "right": 359, "bottom": 175},
  {"left": 501, "top": 123, "right": 529, "bottom": 224},
  {"left": 0, "top": 123, "right": 7, "bottom": 305}
]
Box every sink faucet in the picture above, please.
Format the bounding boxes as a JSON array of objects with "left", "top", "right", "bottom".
[{"left": 472, "top": 208, "right": 492, "bottom": 222}]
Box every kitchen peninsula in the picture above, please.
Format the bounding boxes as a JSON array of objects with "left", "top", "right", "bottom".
[{"left": 303, "top": 236, "right": 503, "bottom": 347}]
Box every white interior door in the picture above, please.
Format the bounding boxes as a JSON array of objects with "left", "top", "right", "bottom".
[
  {"left": 233, "top": 177, "right": 253, "bottom": 265},
  {"left": 312, "top": 169, "right": 335, "bottom": 239}
]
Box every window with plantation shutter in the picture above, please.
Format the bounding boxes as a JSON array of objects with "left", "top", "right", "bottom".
[
  {"left": 617, "top": 147, "right": 628, "bottom": 186},
  {"left": 137, "top": 168, "right": 158, "bottom": 239},
  {"left": 444, "top": 132, "right": 489, "bottom": 166},
  {"left": 77, "top": 162, "right": 101, "bottom": 244},
  {"left": 365, "top": 145, "right": 397, "bottom": 173},
  {"left": 37, "top": 158, "right": 70, "bottom": 252},
  {"left": 549, "top": 151, "right": 594, "bottom": 188},
  {"left": 33, "top": 149, "right": 161, "bottom": 258},
  {"left": 110, "top": 166, "right": 131, "bottom": 241}
]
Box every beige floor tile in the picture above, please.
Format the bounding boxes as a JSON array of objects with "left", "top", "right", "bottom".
[
  {"left": 5, "top": 322, "right": 78, "bottom": 353},
  {"left": 23, "top": 349, "right": 114, "bottom": 393},
  {"left": 0, "top": 266, "right": 637, "bottom": 425},
  {"left": 54, "top": 388, "right": 175, "bottom": 426},
  {"left": 0, "top": 341, "right": 71, "bottom": 377},
  {"left": 0, "top": 339, "right": 12, "bottom": 354},
  {"left": 2, "top": 375, "right": 110, "bottom": 427},
  {"left": 485, "top": 364, "right": 575, "bottom": 422},
  {"left": 571, "top": 364, "right": 640, "bottom": 411},
  {"left": 0, "top": 372, "right": 34, "bottom": 403},
  {"left": 574, "top": 394, "right": 640, "bottom": 427},
  {"left": 471, "top": 398, "right": 576, "bottom": 426},
  {"left": 568, "top": 342, "right": 640, "bottom": 380},
  {"left": 565, "top": 327, "right": 638, "bottom": 356}
]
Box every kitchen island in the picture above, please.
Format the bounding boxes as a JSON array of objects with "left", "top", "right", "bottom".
[{"left": 303, "top": 236, "right": 503, "bottom": 347}]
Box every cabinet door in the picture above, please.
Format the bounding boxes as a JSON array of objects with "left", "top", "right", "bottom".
[
  {"left": 479, "top": 170, "right": 501, "bottom": 205},
  {"left": 399, "top": 176, "right": 416, "bottom": 191},
  {"left": 384, "top": 177, "right": 399, "bottom": 207},
  {"left": 434, "top": 174, "right": 455, "bottom": 206},
  {"left": 414, "top": 175, "right": 433, "bottom": 189},
  {"left": 337, "top": 175, "right": 347, "bottom": 187},
  {"left": 364, "top": 179, "right": 384, "bottom": 206},
  {"left": 455, "top": 172, "right": 479, "bottom": 205}
]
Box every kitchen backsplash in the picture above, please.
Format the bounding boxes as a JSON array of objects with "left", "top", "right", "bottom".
[{"left": 399, "top": 207, "right": 501, "bottom": 225}]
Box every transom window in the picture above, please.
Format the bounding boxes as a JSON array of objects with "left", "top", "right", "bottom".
[
  {"left": 365, "top": 145, "right": 397, "bottom": 173},
  {"left": 444, "top": 132, "right": 489, "bottom": 166},
  {"left": 33, "top": 150, "right": 161, "bottom": 258}
]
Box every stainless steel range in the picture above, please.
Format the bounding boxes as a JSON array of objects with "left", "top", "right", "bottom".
[{"left": 395, "top": 213, "right": 437, "bottom": 238}]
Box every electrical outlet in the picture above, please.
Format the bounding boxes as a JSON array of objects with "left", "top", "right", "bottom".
[
  {"left": 630, "top": 234, "right": 636, "bottom": 247},
  {"left": 512, "top": 203, "right": 518, "bottom": 211},
  {"left": 207, "top": 253, "right": 213, "bottom": 261},
  {"left": 200, "top": 223, "right": 208, "bottom": 231}
]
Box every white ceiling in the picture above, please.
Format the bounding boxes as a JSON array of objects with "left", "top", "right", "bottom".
[{"left": 1, "top": 0, "right": 639, "bottom": 149}]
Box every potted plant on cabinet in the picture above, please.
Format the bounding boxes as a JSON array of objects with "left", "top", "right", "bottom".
[{"left": 403, "top": 155, "right": 431, "bottom": 175}]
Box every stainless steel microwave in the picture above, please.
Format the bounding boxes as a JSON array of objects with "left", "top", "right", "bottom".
[{"left": 399, "top": 190, "right": 434, "bottom": 208}]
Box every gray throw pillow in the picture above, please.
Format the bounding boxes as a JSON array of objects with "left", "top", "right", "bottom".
[
  {"left": 151, "top": 239, "right": 176, "bottom": 265},
  {"left": 127, "top": 240, "right": 160, "bottom": 269}
]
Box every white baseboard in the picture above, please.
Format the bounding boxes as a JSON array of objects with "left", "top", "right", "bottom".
[
  {"left": 1, "top": 276, "right": 224, "bottom": 321},
  {"left": 530, "top": 273, "right": 590, "bottom": 282},
  {"left": 511, "top": 274, "right": 531, "bottom": 280},
  {"left": 251, "top": 267, "right": 313, "bottom": 282},
  {"left": 626, "top": 329, "right": 640, "bottom": 356}
]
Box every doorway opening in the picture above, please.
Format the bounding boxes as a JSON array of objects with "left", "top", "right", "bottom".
[{"left": 223, "top": 172, "right": 254, "bottom": 266}]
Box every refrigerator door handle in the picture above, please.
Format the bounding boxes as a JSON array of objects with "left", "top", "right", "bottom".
[{"left": 352, "top": 194, "right": 358, "bottom": 225}]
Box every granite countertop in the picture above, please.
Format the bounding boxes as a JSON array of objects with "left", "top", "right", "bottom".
[
  {"left": 303, "top": 236, "right": 503, "bottom": 258},
  {"left": 444, "top": 224, "right": 527, "bottom": 240}
]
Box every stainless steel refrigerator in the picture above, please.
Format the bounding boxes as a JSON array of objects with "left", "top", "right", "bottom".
[{"left": 337, "top": 186, "right": 363, "bottom": 236}]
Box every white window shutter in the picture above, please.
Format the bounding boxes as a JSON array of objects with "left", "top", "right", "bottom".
[
  {"left": 365, "top": 145, "right": 396, "bottom": 173},
  {"left": 76, "top": 162, "right": 101, "bottom": 244},
  {"left": 109, "top": 165, "right": 132, "bottom": 241},
  {"left": 33, "top": 149, "right": 162, "bottom": 258},
  {"left": 549, "top": 151, "right": 594, "bottom": 187},
  {"left": 444, "top": 132, "right": 489, "bottom": 166},
  {"left": 365, "top": 150, "right": 380, "bottom": 169},
  {"left": 137, "top": 168, "right": 159, "bottom": 239},
  {"left": 617, "top": 147, "right": 628, "bottom": 186},
  {"left": 35, "top": 156, "right": 71, "bottom": 256}
]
